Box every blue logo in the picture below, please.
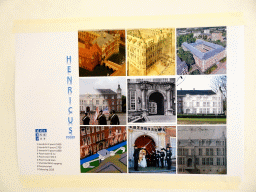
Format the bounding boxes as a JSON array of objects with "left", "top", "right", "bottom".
[{"left": 35, "top": 129, "right": 47, "bottom": 141}]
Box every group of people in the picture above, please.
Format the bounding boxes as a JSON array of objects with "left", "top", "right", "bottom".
[
  {"left": 82, "top": 110, "right": 120, "bottom": 125},
  {"left": 133, "top": 146, "right": 172, "bottom": 171}
]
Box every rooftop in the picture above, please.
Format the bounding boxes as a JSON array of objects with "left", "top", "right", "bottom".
[
  {"left": 177, "top": 90, "right": 216, "bottom": 96},
  {"left": 176, "top": 56, "right": 188, "bottom": 75},
  {"left": 182, "top": 39, "right": 225, "bottom": 60},
  {"left": 92, "top": 32, "right": 115, "bottom": 48},
  {"left": 178, "top": 126, "right": 226, "bottom": 141}
]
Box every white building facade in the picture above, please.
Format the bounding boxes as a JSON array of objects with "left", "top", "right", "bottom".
[{"left": 177, "top": 90, "right": 223, "bottom": 115}]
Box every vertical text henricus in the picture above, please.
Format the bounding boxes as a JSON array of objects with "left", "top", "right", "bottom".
[{"left": 66, "top": 56, "right": 75, "bottom": 139}]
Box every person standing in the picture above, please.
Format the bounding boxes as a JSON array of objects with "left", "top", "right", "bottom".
[
  {"left": 82, "top": 113, "right": 90, "bottom": 125},
  {"left": 152, "top": 151, "right": 156, "bottom": 167},
  {"left": 97, "top": 110, "right": 107, "bottom": 125},
  {"left": 108, "top": 110, "right": 120, "bottom": 125},
  {"left": 133, "top": 146, "right": 141, "bottom": 171},
  {"left": 165, "top": 146, "right": 172, "bottom": 170},
  {"left": 156, "top": 150, "right": 160, "bottom": 167},
  {"left": 160, "top": 148, "right": 165, "bottom": 168}
]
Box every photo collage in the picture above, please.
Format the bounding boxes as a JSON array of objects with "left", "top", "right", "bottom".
[{"left": 79, "top": 27, "right": 227, "bottom": 174}]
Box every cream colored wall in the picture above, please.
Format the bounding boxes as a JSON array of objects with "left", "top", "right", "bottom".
[{"left": 1, "top": 0, "right": 256, "bottom": 191}]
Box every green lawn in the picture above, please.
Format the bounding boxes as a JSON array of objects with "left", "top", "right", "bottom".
[
  {"left": 178, "top": 118, "right": 226, "bottom": 124},
  {"left": 81, "top": 158, "right": 99, "bottom": 173},
  {"left": 81, "top": 145, "right": 127, "bottom": 173}
]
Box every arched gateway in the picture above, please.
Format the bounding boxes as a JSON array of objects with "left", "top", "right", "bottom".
[
  {"left": 149, "top": 92, "right": 164, "bottom": 115},
  {"left": 135, "top": 135, "right": 156, "bottom": 154},
  {"left": 127, "top": 78, "right": 176, "bottom": 122}
]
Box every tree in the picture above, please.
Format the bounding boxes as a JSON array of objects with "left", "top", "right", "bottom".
[
  {"left": 210, "top": 76, "right": 227, "bottom": 98},
  {"left": 210, "top": 76, "right": 227, "bottom": 113}
]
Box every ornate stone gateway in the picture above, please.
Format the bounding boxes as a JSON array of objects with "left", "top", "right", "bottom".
[{"left": 128, "top": 78, "right": 176, "bottom": 122}]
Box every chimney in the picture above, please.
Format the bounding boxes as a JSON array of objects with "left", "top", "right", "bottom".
[
  {"left": 180, "top": 88, "right": 182, "bottom": 90},
  {"left": 193, "top": 88, "right": 195, "bottom": 91}
]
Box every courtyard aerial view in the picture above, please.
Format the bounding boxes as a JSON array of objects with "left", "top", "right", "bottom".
[{"left": 176, "top": 27, "right": 226, "bottom": 75}]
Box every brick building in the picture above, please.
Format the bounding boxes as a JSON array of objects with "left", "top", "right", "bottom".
[
  {"left": 78, "top": 31, "right": 121, "bottom": 71},
  {"left": 80, "top": 126, "right": 126, "bottom": 159},
  {"left": 80, "top": 84, "right": 122, "bottom": 113},
  {"left": 211, "top": 33, "right": 224, "bottom": 42},
  {"left": 182, "top": 40, "right": 226, "bottom": 72},
  {"left": 177, "top": 126, "right": 226, "bottom": 174}
]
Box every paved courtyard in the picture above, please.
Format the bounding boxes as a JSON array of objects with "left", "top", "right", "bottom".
[
  {"left": 147, "top": 115, "right": 176, "bottom": 123},
  {"left": 147, "top": 60, "right": 175, "bottom": 76}
]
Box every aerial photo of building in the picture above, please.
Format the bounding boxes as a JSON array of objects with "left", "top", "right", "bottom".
[
  {"left": 80, "top": 126, "right": 127, "bottom": 173},
  {"left": 127, "top": 28, "right": 175, "bottom": 76},
  {"left": 79, "top": 30, "right": 126, "bottom": 76},
  {"left": 128, "top": 126, "right": 176, "bottom": 173},
  {"left": 177, "top": 126, "right": 227, "bottom": 174},
  {"left": 80, "top": 77, "right": 126, "bottom": 125},
  {"left": 182, "top": 40, "right": 226, "bottom": 73},
  {"left": 176, "top": 27, "right": 226, "bottom": 75},
  {"left": 127, "top": 78, "right": 176, "bottom": 124}
]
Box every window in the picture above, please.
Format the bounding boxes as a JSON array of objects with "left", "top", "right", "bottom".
[
  {"left": 92, "top": 136, "right": 95, "bottom": 143},
  {"left": 178, "top": 157, "right": 185, "bottom": 165},
  {"left": 202, "top": 158, "right": 205, "bottom": 165},
  {"left": 213, "top": 102, "right": 217, "bottom": 107},
  {"left": 199, "top": 148, "right": 202, "bottom": 155},
  {"left": 112, "top": 101, "right": 114, "bottom": 105},
  {"left": 206, "top": 148, "right": 209, "bottom": 156},
  {"left": 87, "top": 136, "right": 91, "bottom": 145},
  {"left": 195, "top": 158, "right": 199, "bottom": 165},
  {"left": 83, "top": 137, "right": 87, "bottom": 146},
  {"left": 178, "top": 148, "right": 183, "bottom": 156},
  {"left": 112, "top": 96, "right": 114, "bottom": 99},
  {"left": 210, "top": 158, "right": 213, "bottom": 165},
  {"left": 207, "top": 102, "right": 210, "bottom": 107},
  {"left": 184, "top": 149, "right": 188, "bottom": 156},
  {"left": 217, "top": 148, "right": 220, "bottom": 155},
  {"left": 81, "top": 128, "right": 86, "bottom": 135},
  {"left": 130, "top": 91, "right": 136, "bottom": 110},
  {"left": 203, "top": 102, "right": 206, "bottom": 107},
  {"left": 196, "top": 102, "right": 199, "bottom": 107},
  {"left": 206, "top": 158, "right": 209, "bottom": 165},
  {"left": 86, "top": 127, "right": 90, "bottom": 134},
  {"left": 97, "top": 134, "right": 100, "bottom": 142},
  {"left": 207, "top": 108, "right": 210, "bottom": 113},
  {"left": 217, "top": 158, "right": 220, "bottom": 165},
  {"left": 170, "top": 137, "right": 176, "bottom": 158}
]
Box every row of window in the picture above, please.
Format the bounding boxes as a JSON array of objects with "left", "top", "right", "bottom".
[
  {"left": 80, "top": 98, "right": 117, "bottom": 105},
  {"left": 183, "top": 96, "right": 221, "bottom": 100},
  {"left": 183, "top": 108, "right": 222, "bottom": 114},
  {"left": 183, "top": 101, "right": 221, "bottom": 107},
  {"left": 178, "top": 157, "right": 226, "bottom": 166},
  {"left": 80, "top": 105, "right": 115, "bottom": 111},
  {"left": 82, "top": 133, "right": 105, "bottom": 145},
  {"left": 81, "top": 127, "right": 123, "bottom": 136},
  {"left": 178, "top": 147, "right": 225, "bottom": 156}
]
